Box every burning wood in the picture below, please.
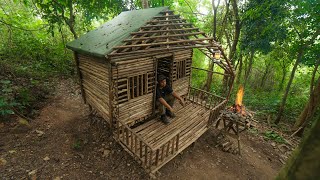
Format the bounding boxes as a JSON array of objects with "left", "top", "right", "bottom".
[{"left": 214, "top": 85, "right": 256, "bottom": 154}]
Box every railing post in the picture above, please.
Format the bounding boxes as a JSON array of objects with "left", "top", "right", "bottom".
[{"left": 176, "top": 134, "right": 180, "bottom": 152}]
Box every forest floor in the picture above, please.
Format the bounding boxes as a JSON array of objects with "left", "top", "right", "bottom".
[{"left": 0, "top": 79, "right": 299, "bottom": 179}]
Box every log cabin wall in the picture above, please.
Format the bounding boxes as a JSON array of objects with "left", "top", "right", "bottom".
[
  {"left": 172, "top": 49, "right": 192, "bottom": 97},
  {"left": 77, "top": 53, "right": 111, "bottom": 125},
  {"left": 111, "top": 49, "right": 192, "bottom": 126},
  {"left": 111, "top": 57, "right": 156, "bottom": 126}
]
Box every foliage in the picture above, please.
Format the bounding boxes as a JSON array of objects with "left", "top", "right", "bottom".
[
  {"left": 264, "top": 130, "right": 286, "bottom": 143},
  {"left": 240, "top": 0, "right": 288, "bottom": 54},
  {"left": 0, "top": 80, "right": 17, "bottom": 119},
  {"left": 72, "top": 139, "right": 82, "bottom": 150},
  {"left": 33, "top": 0, "right": 125, "bottom": 38}
]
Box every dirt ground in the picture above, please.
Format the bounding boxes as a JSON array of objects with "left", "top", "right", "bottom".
[{"left": 0, "top": 79, "right": 295, "bottom": 179}]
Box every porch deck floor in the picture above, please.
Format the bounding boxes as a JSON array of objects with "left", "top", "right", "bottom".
[{"left": 133, "top": 100, "right": 211, "bottom": 150}]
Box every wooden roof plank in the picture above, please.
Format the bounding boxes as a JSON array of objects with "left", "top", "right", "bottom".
[{"left": 114, "top": 38, "right": 213, "bottom": 49}]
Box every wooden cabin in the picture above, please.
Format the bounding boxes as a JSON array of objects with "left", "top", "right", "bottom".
[{"left": 66, "top": 7, "right": 234, "bottom": 176}]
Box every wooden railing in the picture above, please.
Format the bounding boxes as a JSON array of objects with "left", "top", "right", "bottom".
[
  {"left": 188, "top": 87, "right": 225, "bottom": 109},
  {"left": 116, "top": 120, "right": 180, "bottom": 170},
  {"left": 208, "top": 100, "right": 227, "bottom": 126},
  {"left": 188, "top": 87, "right": 227, "bottom": 127}
]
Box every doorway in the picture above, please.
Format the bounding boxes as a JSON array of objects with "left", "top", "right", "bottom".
[{"left": 156, "top": 55, "right": 173, "bottom": 85}]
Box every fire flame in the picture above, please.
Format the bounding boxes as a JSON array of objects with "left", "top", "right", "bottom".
[
  {"left": 235, "top": 85, "right": 244, "bottom": 106},
  {"left": 235, "top": 85, "right": 245, "bottom": 115}
]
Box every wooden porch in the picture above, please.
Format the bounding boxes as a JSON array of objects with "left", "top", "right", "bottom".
[{"left": 114, "top": 87, "right": 227, "bottom": 174}]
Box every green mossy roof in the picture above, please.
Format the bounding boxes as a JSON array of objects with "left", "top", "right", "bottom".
[{"left": 66, "top": 7, "right": 168, "bottom": 58}]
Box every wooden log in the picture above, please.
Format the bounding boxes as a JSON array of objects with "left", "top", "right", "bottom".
[
  {"left": 191, "top": 66, "right": 229, "bottom": 76},
  {"left": 113, "top": 38, "right": 213, "bottom": 49},
  {"left": 144, "top": 145, "right": 148, "bottom": 166},
  {"left": 147, "top": 19, "right": 186, "bottom": 23},
  {"left": 149, "top": 150, "right": 153, "bottom": 167},
  {"left": 140, "top": 140, "right": 143, "bottom": 158},
  {"left": 155, "top": 149, "right": 160, "bottom": 166},
  {"left": 153, "top": 15, "right": 180, "bottom": 18},
  {"left": 108, "top": 45, "right": 214, "bottom": 57},
  {"left": 130, "top": 28, "right": 199, "bottom": 35},
  {"left": 74, "top": 52, "right": 87, "bottom": 103},
  {"left": 140, "top": 23, "right": 192, "bottom": 28},
  {"left": 161, "top": 145, "right": 165, "bottom": 162}
]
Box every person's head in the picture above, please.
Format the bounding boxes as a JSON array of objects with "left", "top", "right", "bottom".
[{"left": 158, "top": 74, "right": 167, "bottom": 88}]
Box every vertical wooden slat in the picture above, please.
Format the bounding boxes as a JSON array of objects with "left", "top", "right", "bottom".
[
  {"left": 135, "top": 136, "right": 138, "bottom": 153},
  {"left": 149, "top": 150, "right": 153, "bottom": 167},
  {"left": 127, "top": 78, "right": 130, "bottom": 100},
  {"left": 144, "top": 146, "right": 148, "bottom": 166},
  {"left": 125, "top": 128, "right": 129, "bottom": 145},
  {"left": 171, "top": 138, "right": 175, "bottom": 154},
  {"left": 73, "top": 52, "right": 86, "bottom": 104},
  {"left": 131, "top": 131, "right": 134, "bottom": 150},
  {"left": 161, "top": 145, "right": 165, "bottom": 162},
  {"left": 155, "top": 149, "right": 159, "bottom": 166},
  {"left": 117, "top": 121, "right": 120, "bottom": 140},
  {"left": 184, "top": 59, "right": 186, "bottom": 76},
  {"left": 176, "top": 134, "right": 180, "bottom": 152},
  {"left": 192, "top": 88, "right": 195, "bottom": 103},
  {"left": 141, "top": 75, "right": 144, "bottom": 95},
  {"left": 129, "top": 77, "right": 132, "bottom": 99},
  {"left": 137, "top": 75, "right": 140, "bottom": 97},
  {"left": 132, "top": 76, "right": 134, "bottom": 98},
  {"left": 166, "top": 141, "right": 170, "bottom": 157},
  {"left": 121, "top": 124, "right": 125, "bottom": 142},
  {"left": 140, "top": 141, "right": 143, "bottom": 158}
]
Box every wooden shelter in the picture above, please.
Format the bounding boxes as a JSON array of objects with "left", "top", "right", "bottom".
[{"left": 67, "top": 7, "right": 234, "bottom": 176}]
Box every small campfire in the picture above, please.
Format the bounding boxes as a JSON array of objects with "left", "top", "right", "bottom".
[
  {"left": 232, "top": 85, "right": 245, "bottom": 115},
  {"left": 214, "top": 85, "right": 255, "bottom": 154},
  {"left": 219, "top": 85, "right": 254, "bottom": 130}
]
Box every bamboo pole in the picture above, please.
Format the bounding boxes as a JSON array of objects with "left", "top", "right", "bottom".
[{"left": 130, "top": 28, "right": 199, "bottom": 35}]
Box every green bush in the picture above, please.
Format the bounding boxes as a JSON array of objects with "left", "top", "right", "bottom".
[{"left": 264, "top": 130, "right": 286, "bottom": 144}]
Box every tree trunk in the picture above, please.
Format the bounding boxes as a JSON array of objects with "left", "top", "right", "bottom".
[
  {"left": 211, "top": 0, "right": 220, "bottom": 40},
  {"left": 66, "top": 0, "right": 78, "bottom": 39},
  {"left": 275, "top": 50, "right": 303, "bottom": 124},
  {"left": 236, "top": 53, "right": 243, "bottom": 85},
  {"left": 276, "top": 119, "right": 320, "bottom": 179},
  {"left": 203, "top": 61, "right": 214, "bottom": 92},
  {"left": 260, "top": 61, "right": 271, "bottom": 88},
  {"left": 228, "top": 0, "right": 241, "bottom": 63},
  {"left": 244, "top": 49, "right": 254, "bottom": 88},
  {"left": 293, "top": 64, "right": 320, "bottom": 135},
  {"left": 142, "top": 0, "right": 149, "bottom": 9},
  {"left": 202, "top": 0, "right": 220, "bottom": 92},
  {"left": 279, "top": 65, "right": 287, "bottom": 91}
]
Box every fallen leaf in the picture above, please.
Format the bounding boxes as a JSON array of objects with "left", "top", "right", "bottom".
[
  {"left": 18, "top": 118, "right": 30, "bottom": 126},
  {"left": 35, "top": 130, "right": 45, "bottom": 137},
  {"left": 9, "top": 150, "right": 17, "bottom": 154},
  {"left": 0, "top": 158, "right": 7, "bottom": 166},
  {"left": 43, "top": 156, "right": 50, "bottom": 161}
]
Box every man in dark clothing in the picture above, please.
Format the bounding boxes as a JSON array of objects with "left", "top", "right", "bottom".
[{"left": 156, "top": 74, "right": 185, "bottom": 124}]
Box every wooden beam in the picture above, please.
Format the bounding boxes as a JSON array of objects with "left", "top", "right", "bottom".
[
  {"left": 108, "top": 45, "right": 212, "bottom": 57},
  {"left": 118, "top": 26, "right": 162, "bottom": 53},
  {"left": 140, "top": 23, "right": 192, "bottom": 28},
  {"left": 190, "top": 86, "right": 225, "bottom": 100},
  {"left": 191, "top": 67, "right": 230, "bottom": 76},
  {"left": 159, "top": 10, "right": 174, "bottom": 14},
  {"left": 130, "top": 28, "right": 199, "bottom": 35},
  {"left": 114, "top": 38, "right": 213, "bottom": 49},
  {"left": 198, "top": 48, "right": 231, "bottom": 73},
  {"left": 153, "top": 15, "right": 180, "bottom": 18},
  {"left": 147, "top": 19, "right": 186, "bottom": 23},
  {"left": 122, "top": 26, "right": 168, "bottom": 53}
]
